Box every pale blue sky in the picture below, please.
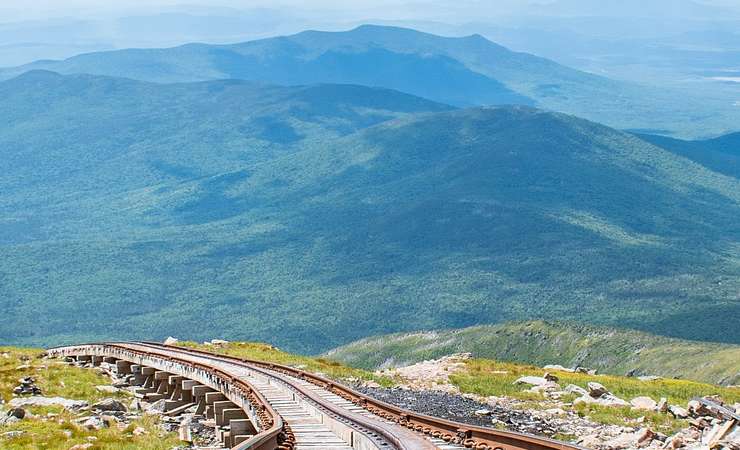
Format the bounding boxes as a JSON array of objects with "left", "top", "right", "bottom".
[{"left": 3, "top": 0, "right": 739, "bottom": 22}]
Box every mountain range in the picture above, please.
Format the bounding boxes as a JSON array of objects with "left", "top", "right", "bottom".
[
  {"left": 2, "top": 25, "right": 739, "bottom": 138},
  {"left": 1, "top": 69, "right": 738, "bottom": 352}
]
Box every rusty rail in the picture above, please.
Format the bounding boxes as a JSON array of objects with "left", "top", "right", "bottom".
[
  {"left": 695, "top": 398, "right": 740, "bottom": 422},
  {"left": 136, "top": 341, "right": 584, "bottom": 450},
  {"left": 47, "top": 343, "right": 289, "bottom": 450},
  {"left": 49, "top": 342, "right": 584, "bottom": 450}
]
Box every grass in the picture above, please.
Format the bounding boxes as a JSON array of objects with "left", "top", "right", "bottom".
[
  {"left": 325, "top": 321, "right": 740, "bottom": 386},
  {"left": 182, "top": 340, "right": 740, "bottom": 434},
  {"left": 451, "top": 358, "right": 740, "bottom": 432},
  {"left": 1, "top": 347, "right": 128, "bottom": 404},
  {"left": 0, "top": 347, "right": 179, "bottom": 449},
  {"left": 176, "top": 341, "right": 394, "bottom": 386}
]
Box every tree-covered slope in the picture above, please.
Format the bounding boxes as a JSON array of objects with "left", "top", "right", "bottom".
[
  {"left": 0, "top": 70, "right": 451, "bottom": 243},
  {"left": 0, "top": 74, "right": 738, "bottom": 352},
  {"left": 637, "top": 132, "right": 740, "bottom": 179},
  {"left": 324, "top": 321, "right": 740, "bottom": 386},
  {"left": 2, "top": 25, "right": 738, "bottom": 137}
]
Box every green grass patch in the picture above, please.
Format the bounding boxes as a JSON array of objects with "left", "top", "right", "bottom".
[
  {"left": 176, "top": 341, "right": 394, "bottom": 386},
  {"left": 0, "top": 347, "right": 178, "bottom": 449},
  {"left": 450, "top": 358, "right": 740, "bottom": 430}
]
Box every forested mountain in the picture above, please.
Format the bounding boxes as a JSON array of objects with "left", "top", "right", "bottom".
[
  {"left": 2, "top": 25, "right": 738, "bottom": 137},
  {"left": 1, "top": 72, "right": 738, "bottom": 352},
  {"left": 637, "top": 132, "right": 740, "bottom": 179}
]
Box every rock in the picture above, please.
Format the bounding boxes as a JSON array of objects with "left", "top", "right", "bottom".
[
  {"left": 690, "top": 417, "right": 712, "bottom": 430},
  {"left": 132, "top": 426, "right": 147, "bottom": 436},
  {"left": 600, "top": 394, "right": 630, "bottom": 407},
  {"left": 1, "top": 431, "right": 25, "bottom": 439},
  {"left": 664, "top": 434, "right": 684, "bottom": 449},
  {"left": 573, "top": 395, "right": 596, "bottom": 406},
  {"left": 575, "top": 393, "right": 630, "bottom": 407},
  {"left": 668, "top": 405, "right": 689, "bottom": 419},
  {"left": 543, "top": 372, "right": 559, "bottom": 382},
  {"left": 8, "top": 407, "right": 26, "bottom": 419},
  {"left": 657, "top": 397, "right": 668, "bottom": 413},
  {"left": 82, "top": 416, "right": 106, "bottom": 430},
  {"left": 363, "top": 381, "right": 381, "bottom": 389},
  {"left": 145, "top": 399, "right": 167, "bottom": 414},
  {"left": 544, "top": 408, "right": 568, "bottom": 416},
  {"left": 631, "top": 396, "right": 658, "bottom": 411},
  {"left": 210, "top": 339, "right": 229, "bottom": 346},
  {"left": 578, "top": 434, "right": 604, "bottom": 448},
  {"left": 0, "top": 415, "right": 20, "bottom": 426},
  {"left": 69, "top": 444, "right": 94, "bottom": 450},
  {"left": 513, "top": 376, "right": 549, "bottom": 386},
  {"left": 637, "top": 375, "right": 662, "bottom": 382},
  {"left": 603, "top": 431, "right": 641, "bottom": 449},
  {"left": 587, "top": 381, "right": 609, "bottom": 398},
  {"left": 637, "top": 428, "right": 656, "bottom": 445},
  {"left": 687, "top": 400, "right": 712, "bottom": 417},
  {"left": 564, "top": 384, "right": 589, "bottom": 396},
  {"left": 100, "top": 414, "right": 118, "bottom": 426},
  {"left": 95, "top": 385, "right": 120, "bottom": 394},
  {"left": 544, "top": 364, "right": 574, "bottom": 372},
  {"left": 92, "top": 398, "right": 127, "bottom": 412},
  {"left": 129, "top": 399, "right": 142, "bottom": 411},
  {"left": 474, "top": 409, "right": 492, "bottom": 416},
  {"left": 9, "top": 396, "right": 87, "bottom": 410},
  {"left": 163, "top": 336, "right": 179, "bottom": 345},
  {"left": 527, "top": 382, "right": 561, "bottom": 394}
]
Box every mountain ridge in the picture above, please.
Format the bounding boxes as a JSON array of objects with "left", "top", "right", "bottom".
[{"left": 2, "top": 25, "right": 739, "bottom": 137}]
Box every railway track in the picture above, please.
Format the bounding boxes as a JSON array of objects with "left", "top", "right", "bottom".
[{"left": 47, "top": 342, "right": 583, "bottom": 450}]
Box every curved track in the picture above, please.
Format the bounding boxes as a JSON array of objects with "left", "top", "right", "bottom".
[{"left": 48, "top": 342, "right": 584, "bottom": 450}]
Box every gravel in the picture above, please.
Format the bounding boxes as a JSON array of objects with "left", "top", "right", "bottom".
[{"left": 352, "top": 385, "right": 559, "bottom": 436}]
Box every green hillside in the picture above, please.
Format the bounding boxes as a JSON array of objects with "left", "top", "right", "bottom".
[
  {"left": 325, "top": 321, "right": 740, "bottom": 386},
  {"left": 2, "top": 25, "right": 738, "bottom": 137},
  {"left": 637, "top": 132, "right": 740, "bottom": 179},
  {"left": 0, "top": 73, "right": 738, "bottom": 352}
]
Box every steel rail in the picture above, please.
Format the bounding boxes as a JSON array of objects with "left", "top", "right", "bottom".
[
  {"left": 695, "top": 398, "right": 740, "bottom": 422},
  {"left": 48, "top": 342, "right": 585, "bottom": 450},
  {"left": 130, "top": 342, "right": 434, "bottom": 450},
  {"left": 47, "top": 343, "right": 288, "bottom": 450},
  {"left": 137, "top": 341, "right": 584, "bottom": 450}
]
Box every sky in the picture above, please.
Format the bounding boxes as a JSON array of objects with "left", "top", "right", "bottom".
[{"left": 2, "top": 0, "right": 739, "bottom": 22}]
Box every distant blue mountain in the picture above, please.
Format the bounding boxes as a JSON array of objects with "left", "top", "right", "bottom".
[{"left": 3, "top": 25, "right": 739, "bottom": 137}]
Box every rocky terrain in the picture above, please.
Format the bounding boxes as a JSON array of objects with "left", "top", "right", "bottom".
[
  {"left": 0, "top": 348, "right": 187, "bottom": 448},
  {"left": 356, "top": 354, "right": 740, "bottom": 450}
]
